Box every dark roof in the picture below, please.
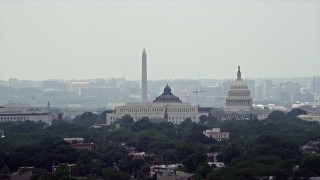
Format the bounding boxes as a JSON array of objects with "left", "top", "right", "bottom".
[{"left": 153, "top": 84, "right": 182, "bottom": 103}]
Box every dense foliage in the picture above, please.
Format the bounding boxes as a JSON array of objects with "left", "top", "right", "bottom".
[{"left": 0, "top": 109, "right": 320, "bottom": 179}]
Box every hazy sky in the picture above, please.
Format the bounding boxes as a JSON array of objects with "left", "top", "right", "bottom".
[{"left": 0, "top": 0, "right": 319, "bottom": 81}]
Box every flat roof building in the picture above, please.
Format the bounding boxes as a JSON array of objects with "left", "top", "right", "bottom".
[{"left": 107, "top": 85, "right": 207, "bottom": 125}]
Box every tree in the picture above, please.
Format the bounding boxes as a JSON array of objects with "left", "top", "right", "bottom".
[
  {"left": 131, "top": 118, "right": 154, "bottom": 132},
  {"left": 199, "top": 115, "right": 208, "bottom": 124},
  {"left": 267, "top": 111, "right": 286, "bottom": 120},
  {"left": 186, "top": 131, "right": 215, "bottom": 144},
  {"left": 53, "top": 164, "right": 70, "bottom": 180},
  {"left": 72, "top": 112, "right": 98, "bottom": 128},
  {"left": 118, "top": 115, "right": 134, "bottom": 128},
  {"left": 183, "top": 153, "right": 207, "bottom": 173},
  {"left": 194, "top": 164, "right": 211, "bottom": 179},
  {"left": 300, "top": 155, "right": 320, "bottom": 176},
  {"left": 287, "top": 108, "right": 306, "bottom": 118},
  {"left": 162, "top": 150, "right": 177, "bottom": 164},
  {"left": 102, "top": 168, "right": 130, "bottom": 180},
  {"left": 0, "top": 165, "right": 10, "bottom": 180}
]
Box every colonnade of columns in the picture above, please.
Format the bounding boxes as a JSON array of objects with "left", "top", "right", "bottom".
[{"left": 227, "top": 100, "right": 252, "bottom": 106}]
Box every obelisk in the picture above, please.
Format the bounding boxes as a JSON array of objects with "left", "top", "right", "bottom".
[{"left": 141, "top": 48, "right": 147, "bottom": 102}]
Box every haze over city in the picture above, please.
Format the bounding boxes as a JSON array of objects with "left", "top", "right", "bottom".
[
  {"left": 2, "top": 0, "right": 320, "bottom": 179},
  {"left": 1, "top": 0, "right": 319, "bottom": 80}
]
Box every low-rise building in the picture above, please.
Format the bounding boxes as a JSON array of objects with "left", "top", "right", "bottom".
[
  {"left": 0, "top": 103, "right": 53, "bottom": 125},
  {"left": 52, "top": 164, "right": 77, "bottom": 176},
  {"left": 203, "top": 128, "right": 230, "bottom": 141},
  {"left": 107, "top": 85, "right": 207, "bottom": 125},
  {"left": 298, "top": 114, "right": 320, "bottom": 122},
  {"left": 10, "top": 167, "right": 34, "bottom": 180},
  {"left": 150, "top": 164, "right": 193, "bottom": 180},
  {"left": 207, "top": 153, "right": 225, "bottom": 168},
  {"left": 64, "top": 138, "right": 94, "bottom": 151}
]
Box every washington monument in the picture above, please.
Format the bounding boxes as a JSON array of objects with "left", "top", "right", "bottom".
[{"left": 141, "top": 48, "right": 147, "bottom": 102}]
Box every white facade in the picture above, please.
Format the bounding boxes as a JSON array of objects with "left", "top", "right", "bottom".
[
  {"left": 107, "top": 102, "right": 200, "bottom": 125},
  {"left": 203, "top": 128, "right": 230, "bottom": 141},
  {"left": 225, "top": 66, "right": 253, "bottom": 113},
  {"left": 106, "top": 85, "right": 205, "bottom": 125},
  {"left": 0, "top": 103, "right": 53, "bottom": 125},
  {"left": 298, "top": 114, "right": 320, "bottom": 122},
  {"left": 224, "top": 66, "right": 270, "bottom": 120}
]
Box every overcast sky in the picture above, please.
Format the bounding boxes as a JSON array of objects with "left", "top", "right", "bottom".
[{"left": 0, "top": 0, "right": 319, "bottom": 81}]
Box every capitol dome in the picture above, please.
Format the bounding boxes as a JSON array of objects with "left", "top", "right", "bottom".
[
  {"left": 227, "top": 66, "right": 251, "bottom": 97},
  {"left": 225, "top": 66, "right": 253, "bottom": 114},
  {"left": 229, "top": 66, "right": 249, "bottom": 89},
  {"left": 230, "top": 79, "right": 249, "bottom": 90}
]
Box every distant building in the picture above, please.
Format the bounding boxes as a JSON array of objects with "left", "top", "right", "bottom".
[
  {"left": 255, "top": 85, "right": 263, "bottom": 101},
  {"left": 298, "top": 114, "right": 320, "bottom": 122},
  {"left": 52, "top": 164, "right": 77, "bottom": 176},
  {"left": 222, "top": 81, "right": 232, "bottom": 97},
  {"left": 80, "top": 87, "right": 119, "bottom": 97},
  {"left": 262, "top": 79, "right": 273, "bottom": 100},
  {"left": 203, "top": 128, "right": 229, "bottom": 141},
  {"left": 313, "top": 74, "right": 320, "bottom": 94},
  {"left": 8, "top": 78, "right": 19, "bottom": 87},
  {"left": 313, "top": 74, "right": 320, "bottom": 101},
  {"left": 70, "top": 80, "right": 90, "bottom": 94},
  {"left": 279, "top": 82, "right": 301, "bottom": 102},
  {"left": 106, "top": 85, "right": 207, "bottom": 125},
  {"left": 10, "top": 167, "right": 34, "bottom": 180},
  {"left": 224, "top": 66, "right": 254, "bottom": 119},
  {"left": 245, "top": 79, "right": 255, "bottom": 100},
  {"left": 0, "top": 103, "right": 53, "bottom": 125},
  {"left": 302, "top": 140, "right": 320, "bottom": 154},
  {"left": 254, "top": 106, "right": 271, "bottom": 120},
  {"left": 64, "top": 138, "right": 94, "bottom": 151},
  {"left": 150, "top": 164, "right": 193, "bottom": 180},
  {"left": 224, "top": 66, "right": 270, "bottom": 120},
  {"left": 272, "top": 86, "right": 281, "bottom": 100},
  {"left": 209, "top": 108, "right": 225, "bottom": 121},
  {"left": 207, "top": 153, "right": 225, "bottom": 167},
  {"left": 41, "top": 80, "right": 70, "bottom": 92}
]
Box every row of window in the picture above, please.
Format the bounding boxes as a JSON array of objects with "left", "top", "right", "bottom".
[
  {"left": 118, "top": 108, "right": 197, "bottom": 113},
  {"left": 168, "top": 108, "right": 196, "bottom": 113},
  {"left": 0, "top": 116, "right": 28, "bottom": 122},
  {"left": 109, "top": 116, "right": 197, "bottom": 122},
  {"left": 228, "top": 92, "right": 250, "bottom": 97},
  {"left": 226, "top": 100, "right": 252, "bottom": 106},
  {"left": 119, "top": 108, "right": 164, "bottom": 113},
  {"left": 170, "top": 120, "right": 183, "bottom": 124},
  {"left": 168, "top": 116, "right": 196, "bottom": 120},
  {"left": 209, "top": 134, "right": 229, "bottom": 138}
]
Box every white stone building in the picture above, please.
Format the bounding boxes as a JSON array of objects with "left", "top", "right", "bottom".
[
  {"left": 106, "top": 85, "right": 206, "bottom": 125},
  {"left": 203, "top": 128, "right": 230, "bottom": 141},
  {"left": 0, "top": 103, "right": 53, "bottom": 125},
  {"left": 224, "top": 66, "right": 271, "bottom": 120}
]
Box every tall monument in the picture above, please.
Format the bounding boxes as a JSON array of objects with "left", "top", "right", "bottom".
[{"left": 141, "top": 48, "right": 147, "bottom": 102}]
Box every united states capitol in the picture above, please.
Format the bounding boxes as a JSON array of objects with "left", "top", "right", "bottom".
[
  {"left": 106, "top": 49, "right": 271, "bottom": 125},
  {"left": 1, "top": 49, "right": 320, "bottom": 125}
]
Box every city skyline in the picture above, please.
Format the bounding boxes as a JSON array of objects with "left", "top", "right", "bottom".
[{"left": 1, "top": 0, "right": 319, "bottom": 80}]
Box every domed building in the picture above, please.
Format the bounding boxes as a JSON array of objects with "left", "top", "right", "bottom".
[
  {"left": 153, "top": 84, "right": 182, "bottom": 103},
  {"left": 224, "top": 66, "right": 270, "bottom": 120},
  {"left": 224, "top": 66, "right": 254, "bottom": 119},
  {"left": 106, "top": 84, "right": 207, "bottom": 125}
]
